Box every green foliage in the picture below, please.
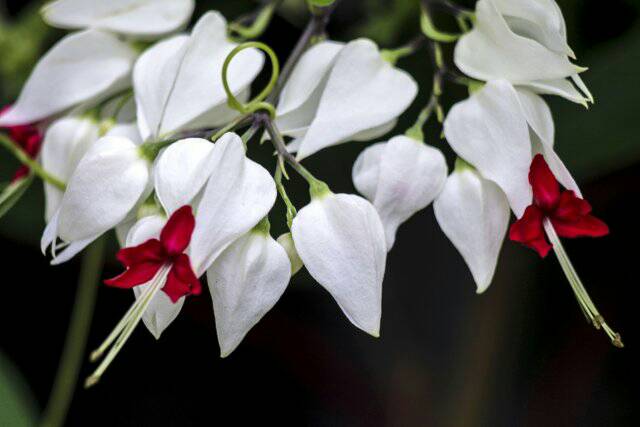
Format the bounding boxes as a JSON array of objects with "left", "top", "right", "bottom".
[{"left": 0, "top": 352, "right": 38, "bottom": 427}]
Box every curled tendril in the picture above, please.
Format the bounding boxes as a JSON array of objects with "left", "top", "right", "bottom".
[{"left": 221, "top": 41, "right": 279, "bottom": 118}]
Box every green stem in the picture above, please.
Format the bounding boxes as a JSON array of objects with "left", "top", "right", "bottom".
[
  {"left": 228, "top": 1, "right": 279, "bottom": 41},
  {"left": 0, "top": 133, "right": 66, "bottom": 191},
  {"left": 274, "top": 163, "right": 297, "bottom": 228},
  {"left": 40, "top": 237, "right": 106, "bottom": 427},
  {"left": 209, "top": 114, "right": 252, "bottom": 142}
]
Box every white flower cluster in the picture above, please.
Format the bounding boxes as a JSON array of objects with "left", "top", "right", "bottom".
[{"left": 0, "top": 0, "right": 620, "bottom": 379}]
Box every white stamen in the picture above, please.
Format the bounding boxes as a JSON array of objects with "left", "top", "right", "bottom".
[
  {"left": 85, "top": 264, "right": 171, "bottom": 388},
  {"left": 543, "top": 219, "right": 623, "bottom": 348}
]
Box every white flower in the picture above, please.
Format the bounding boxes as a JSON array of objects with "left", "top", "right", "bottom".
[
  {"left": 454, "top": 0, "right": 591, "bottom": 105},
  {"left": 111, "top": 132, "right": 277, "bottom": 340},
  {"left": 352, "top": 135, "right": 447, "bottom": 249},
  {"left": 41, "top": 135, "right": 151, "bottom": 264},
  {"left": 41, "top": 115, "right": 100, "bottom": 221},
  {"left": 433, "top": 161, "right": 510, "bottom": 293},
  {"left": 134, "top": 11, "right": 264, "bottom": 142},
  {"left": 42, "top": 0, "right": 195, "bottom": 39},
  {"left": 275, "top": 39, "right": 418, "bottom": 159},
  {"left": 0, "top": 30, "right": 137, "bottom": 126},
  {"left": 207, "top": 223, "right": 291, "bottom": 357},
  {"left": 291, "top": 192, "right": 387, "bottom": 336},
  {"left": 443, "top": 79, "right": 580, "bottom": 217}
]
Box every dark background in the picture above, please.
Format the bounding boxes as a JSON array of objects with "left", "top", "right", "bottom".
[{"left": 1, "top": 1, "right": 639, "bottom": 426}]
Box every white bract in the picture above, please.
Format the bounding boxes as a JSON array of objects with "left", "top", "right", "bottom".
[
  {"left": 434, "top": 162, "right": 510, "bottom": 293},
  {"left": 0, "top": 30, "right": 136, "bottom": 126},
  {"left": 291, "top": 192, "right": 387, "bottom": 336},
  {"left": 127, "top": 133, "right": 277, "bottom": 338},
  {"left": 443, "top": 79, "right": 580, "bottom": 217},
  {"left": 352, "top": 135, "right": 447, "bottom": 249},
  {"left": 207, "top": 226, "right": 291, "bottom": 357},
  {"left": 275, "top": 39, "right": 418, "bottom": 159},
  {"left": 41, "top": 116, "right": 100, "bottom": 221},
  {"left": 41, "top": 135, "right": 151, "bottom": 264},
  {"left": 42, "top": 0, "right": 195, "bottom": 39},
  {"left": 134, "top": 11, "right": 264, "bottom": 141},
  {"left": 454, "top": 0, "right": 592, "bottom": 105}
]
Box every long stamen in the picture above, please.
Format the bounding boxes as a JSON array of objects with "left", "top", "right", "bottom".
[
  {"left": 85, "top": 265, "right": 170, "bottom": 387},
  {"left": 89, "top": 278, "right": 160, "bottom": 362},
  {"left": 543, "top": 219, "right": 623, "bottom": 348}
]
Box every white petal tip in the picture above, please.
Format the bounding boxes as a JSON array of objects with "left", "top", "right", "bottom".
[{"left": 370, "top": 330, "right": 380, "bottom": 338}]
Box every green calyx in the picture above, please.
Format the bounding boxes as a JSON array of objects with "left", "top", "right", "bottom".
[
  {"left": 138, "top": 139, "right": 173, "bottom": 162},
  {"left": 252, "top": 217, "right": 271, "bottom": 235},
  {"left": 454, "top": 157, "right": 474, "bottom": 172},
  {"left": 309, "top": 178, "right": 331, "bottom": 200}
]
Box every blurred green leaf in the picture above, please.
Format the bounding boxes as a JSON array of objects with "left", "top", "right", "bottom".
[{"left": 0, "top": 352, "right": 38, "bottom": 427}]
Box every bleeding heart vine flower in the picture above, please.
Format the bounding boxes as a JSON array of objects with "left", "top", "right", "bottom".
[
  {"left": 434, "top": 159, "right": 510, "bottom": 294},
  {"left": 207, "top": 219, "right": 291, "bottom": 357},
  {"left": 274, "top": 39, "right": 418, "bottom": 159},
  {"left": 42, "top": 0, "right": 195, "bottom": 39},
  {"left": 291, "top": 186, "right": 387, "bottom": 336},
  {"left": 509, "top": 154, "right": 621, "bottom": 347},
  {"left": 454, "top": 0, "right": 592, "bottom": 105},
  {"left": 444, "top": 79, "right": 578, "bottom": 217},
  {"left": 134, "top": 11, "right": 264, "bottom": 142},
  {"left": 510, "top": 154, "right": 609, "bottom": 257},
  {"left": 0, "top": 31, "right": 137, "bottom": 126},
  {"left": 352, "top": 134, "right": 447, "bottom": 250}
]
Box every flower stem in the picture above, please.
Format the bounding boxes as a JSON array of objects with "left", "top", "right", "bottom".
[
  {"left": 0, "top": 133, "right": 66, "bottom": 191},
  {"left": 40, "top": 237, "right": 106, "bottom": 427},
  {"left": 543, "top": 219, "right": 623, "bottom": 348}
]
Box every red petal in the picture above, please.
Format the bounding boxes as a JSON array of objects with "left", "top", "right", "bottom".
[
  {"left": 552, "top": 215, "right": 609, "bottom": 238},
  {"left": 553, "top": 190, "right": 591, "bottom": 221},
  {"left": 12, "top": 166, "right": 29, "bottom": 182},
  {"left": 160, "top": 206, "right": 195, "bottom": 256},
  {"left": 161, "top": 255, "right": 201, "bottom": 303},
  {"left": 104, "top": 261, "right": 163, "bottom": 289},
  {"left": 529, "top": 154, "right": 560, "bottom": 212},
  {"left": 509, "top": 205, "right": 552, "bottom": 258},
  {"left": 116, "top": 239, "right": 166, "bottom": 267}
]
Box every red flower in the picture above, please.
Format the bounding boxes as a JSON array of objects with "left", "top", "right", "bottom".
[
  {"left": 509, "top": 154, "right": 609, "bottom": 257},
  {"left": 1, "top": 105, "right": 43, "bottom": 182},
  {"left": 105, "top": 206, "right": 201, "bottom": 302}
]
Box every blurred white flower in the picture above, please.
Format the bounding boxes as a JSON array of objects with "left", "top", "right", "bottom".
[
  {"left": 42, "top": 0, "right": 195, "bottom": 39},
  {"left": 454, "top": 0, "right": 592, "bottom": 105},
  {"left": 0, "top": 31, "right": 136, "bottom": 126}
]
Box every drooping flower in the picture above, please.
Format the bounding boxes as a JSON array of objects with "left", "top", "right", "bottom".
[
  {"left": 510, "top": 154, "right": 609, "bottom": 257},
  {"left": 122, "top": 132, "right": 277, "bottom": 339},
  {"left": 134, "top": 11, "right": 264, "bottom": 142},
  {"left": 105, "top": 205, "right": 201, "bottom": 302},
  {"left": 0, "top": 105, "right": 43, "bottom": 182},
  {"left": 434, "top": 159, "right": 510, "bottom": 293},
  {"left": 291, "top": 190, "right": 387, "bottom": 336},
  {"left": 274, "top": 39, "right": 418, "bottom": 159},
  {"left": 40, "top": 115, "right": 100, "bottom": 221},
  {"left": 444, "top": 79, "right": 579, "bottom": 217},
  {"left": 41, "top": 135, "right": 151, "bottom": 264},
  {"left": 207, "top": 220, "right": 291, "bottom": 357},
  {"left": 352, "top": 135, "right": 447, "bottom": 249},
  {"left": 0, "top": 31, "right": 137, "bottom": 126},
  {"left": 454, "top": 0, "right": 592, "bottom": 105},
  {"left": 42, "top": 0, "right": 195, "bottom": 39}
]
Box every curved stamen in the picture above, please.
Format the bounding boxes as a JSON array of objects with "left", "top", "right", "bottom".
[
  {"left": 543, "top": 219, "right": 623, "bottom": 348},
  {"left": 85, "top": 264, "right": 171, "bottom": 387}
]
